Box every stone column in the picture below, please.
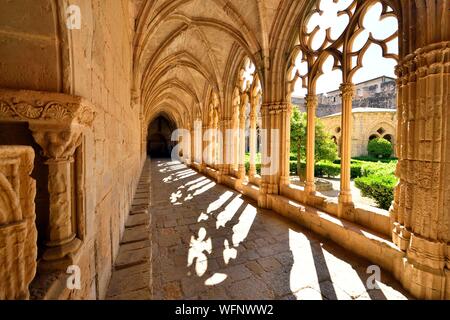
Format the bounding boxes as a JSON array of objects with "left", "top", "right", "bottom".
[
  {"left": 231, "top": 105, "right": 240, "bottom": 173},
  {"left": 305, "top": 94, "right": 318, "bottom": 194},
  {"left": 237, "top": 96, "right": 248, "bottom": 180},
  {"left": 210, "top": 122, "right": 215, "bottom": 169},
  {"left": 338, "top": 83, "right": 355, "bottom": 217},
  {"left": 206, "top": 110, "right": 213, "bottom": 167},
  {"left": 258, "top": 102, "right": 286, "bottom": 208},
  {"left": 391, "top": 41, "right": 450, "bottom": 299},
  {"left": 183, "top": 123, "right": 192, "bottom": 164},
  {"left": 219, "top": 117, "right": 232, "bottom": 179},
  {"left": 200, "top": 124, "right": 208, "bottom": 172},
  {"left": 190, "top": 125, "right": 195, "bottom": 165},
  {"left": 279, "top": 102, "right": 291, "bottom": 187},
  {"left": 193, "top": 119, "right": 202, "bottom": 166},
  {"left": 248, "top": 100, "right": 258, "bottom": 178},
  {"left": 213, "top": 113, "right": 219, "bottom": 170},
  {"left": 0, "top": 89, "right": 95, "bottom": 271},
  {"left": 30, "top": 126, "right": 83, "bottom": 266},
  {"left": 0, "top": 146, "right": 37, "bottom": 299}
]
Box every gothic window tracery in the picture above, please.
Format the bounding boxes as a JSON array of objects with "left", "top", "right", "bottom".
[{"left": 287, "top": 0, "right": 399, "bottom": 202}]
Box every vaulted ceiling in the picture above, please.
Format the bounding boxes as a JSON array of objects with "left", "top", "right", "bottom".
[{"left": 131, "top": 0, "right": 305, "bottom": 128}]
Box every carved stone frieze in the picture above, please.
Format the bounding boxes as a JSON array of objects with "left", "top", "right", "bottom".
[{"left": 0, "top": 89, "right": 95, "bottom": 127}]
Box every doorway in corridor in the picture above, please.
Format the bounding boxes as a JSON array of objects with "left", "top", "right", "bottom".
[{"left": 147, "top": 115, "right": 177, "bottom": 158}]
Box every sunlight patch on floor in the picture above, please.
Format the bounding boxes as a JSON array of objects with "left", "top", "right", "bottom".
[{"left": 188, "top": 227, "right": 212, "bottom": 277}]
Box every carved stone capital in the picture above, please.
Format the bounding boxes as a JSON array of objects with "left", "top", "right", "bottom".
[
  {"left": 0, "top": 89, "right": 95, "bottom": 127},
  {"left": 0, "top": 90, "right": 94, "bottom": 269},
  {"left": 305, "top": 94, "right": 318, "bottom": 109},
  {"left": 219, "top": 117, "right": 232, "bottom": 128},
  {"left": 262, "top": 102, "right": 290, "bottom": 115},
  {"left": 30, "top": 126, "right": 83, "bottom": 162},
  {"left": 396, "top": 41, "right": 450, "bottom": 84},
  {"left": 340, "top": 83, "right": 355, "bottom": 99},
  {"left": 249, "top": 112, "right": 257, "bottom": 122}
]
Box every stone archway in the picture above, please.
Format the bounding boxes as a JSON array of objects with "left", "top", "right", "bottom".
[{"left": 147, "top": 115, "right": 177, "bottom": 158}]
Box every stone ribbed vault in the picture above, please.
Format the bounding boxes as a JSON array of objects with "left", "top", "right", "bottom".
[{"left": 0, "top": 0, "right": 448, "bottom": 300}]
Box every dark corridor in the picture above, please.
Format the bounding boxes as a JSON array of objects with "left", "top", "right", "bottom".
[{"left": 147, "top": 115, "right": 176, "bottom": 158}]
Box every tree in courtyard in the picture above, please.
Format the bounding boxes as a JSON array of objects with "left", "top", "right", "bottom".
[
  {"left": 290, "top": 107, "right": 338, "bottom": 178},
  {"left": 367, "top": 137, "right": 393, "bottom": 158}
]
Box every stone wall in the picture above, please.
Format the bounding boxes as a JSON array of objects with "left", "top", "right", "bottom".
[
  {"left": 321, "top": 109, "right": 397, "bottom": 157},
  {"left": 68, "top": 0, "right": 142, "bottom": 299},
  {"left": 0, "top": 0, "right": 143, "bottom": 299},
  {"left": 292, "top": 76, "right": 397, "bottom": 118},
  {"left": 0, "top": 0, "right": 62, "bottom": 91}
]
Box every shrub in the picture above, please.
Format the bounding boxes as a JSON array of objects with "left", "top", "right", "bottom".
[
  {"left": 351, "top": 163, "right": 363, "bottom": 178},
  {"left": 244, "top": 153, "right": 262, "bottom": 175},
  {"left": 290, "top": 161, "right": 304, "bottom": 175},
  {"left": 368, "top": 138, "right": 393, "bottom": 158},
  {"left": 354, "top": 174, "right": 398, "bottom": 210},
  {"left": 315, "top": 161, "right": 340, "bottom": 177},
  {"left": 353, "top": 156, "right": 397, "bottom": 163},
  {"left": 361, "top": 161, "right": 397, "bottom": 177}
]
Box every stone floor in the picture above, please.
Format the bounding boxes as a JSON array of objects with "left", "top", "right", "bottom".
[{"left": 107, "top": 159, "right": 410, "bottom": 300}]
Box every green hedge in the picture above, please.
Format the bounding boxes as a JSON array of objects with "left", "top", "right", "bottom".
[
  {"left": 352, "top": 156, "right": 398, "bottom": 163},
  {"left": 354, "top": 174, "right": 397, "bottom": 210},
  {"left": 290, "top": 161, "right": 302, "bottom": 175},
  {"left": 289, "top": 161, "right": 340, "bottom": 178},
  {"left": 287, "top": 160, "right": 395, "bottom": 179},
  {"left": 351, "top": 163, "right": 363, "bottom": 178},
  {"left": 368, "top": 137, "right": 393, "bottom": 158},
  {"left": 251, "top": 158, "right": 396, "bottom": 182},
  {"left": 361, "top": 161, "right": 397, "bottom": 177},
  {"left": 315, "top": 161, "right": 340, "bottom": 177},
  {"left": 245, "top": 162, "right": 262, "bottom": 175}
]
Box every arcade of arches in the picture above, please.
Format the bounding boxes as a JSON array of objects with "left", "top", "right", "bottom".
[{"left": 0, "top": 0, "right": 448, "bottom": 300}]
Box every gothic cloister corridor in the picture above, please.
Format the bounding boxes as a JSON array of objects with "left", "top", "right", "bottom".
[
  {"left": 106, "top": 159, "right": 409, "bottom": 300},
  {"left": 0, "top": 0, "right": 449, "bottom": 303}
]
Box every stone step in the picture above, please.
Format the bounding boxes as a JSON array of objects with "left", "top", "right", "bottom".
[
  {"left": 106, "top": 263, "right": 151, "bottom": 298},
  {"left": 114, "top": 246, "right": 151, "bottom": 270},
  {"left": 126, "top": 213, "right": 150, "bottom": 228},
  {"left": 131, "top": 204, "right": 149, "bottom": 211},
  {"left": 121, "top": 225, "right": 151, "bottom": 244},
  {"left": 130, "top": 209, "right": 149, "bottom": 216},
  {"left": 132, "top": 198, "right": 149, "bottom": 206},
  {"left": 107, "top": 159, "right": 153, "bottom": 300}
]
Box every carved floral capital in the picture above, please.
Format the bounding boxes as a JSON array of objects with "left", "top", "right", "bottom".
[
  {"left": 340, "top": 83, "right": 355, "bottom": 99},
  {"left": 0, "top": 89, "right": 95, "bottom": 162},
  {"left": 262, "top": 102, "right": 290, "bottom": 115},
  {"left": 396, "top": 41, "right": 450, "bottom": 84},
  {"left": 0, "top": 89, "right": 95, "bottom": 127},
  {"left": 305, "top": 94, "right": 318, "bottom": 108}
]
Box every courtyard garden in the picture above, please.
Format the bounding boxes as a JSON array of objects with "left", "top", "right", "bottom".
[{"left": 245, "top": 108, "right": 398, "bottom": 211}]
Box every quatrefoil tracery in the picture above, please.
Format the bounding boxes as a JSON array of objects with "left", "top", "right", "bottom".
[{"left": 289, "top": 0, "right": 399, "bottom": 94}]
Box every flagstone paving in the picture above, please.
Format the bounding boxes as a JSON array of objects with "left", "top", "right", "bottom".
[{"left": 107, "top": 159, "right": 411, "bottom": 300}]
